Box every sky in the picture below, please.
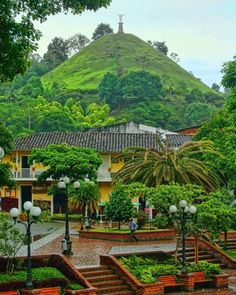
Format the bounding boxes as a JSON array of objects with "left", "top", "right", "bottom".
[{"left": 35, "top": 0, "right": 236, "bottom": 88}]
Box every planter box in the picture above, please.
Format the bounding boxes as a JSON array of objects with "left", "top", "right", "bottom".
[
  {"left": 79, "top": 228, "right": 176, "bottom": 241},
  {"left": 193, "top": 271, "right": 206, "bottom": 282},
  {"left": 212, "top": 274, "right": 229, "bottom": 288},
  {"left": 63, "top": 288, "right": 96, "bottom": 295},
  {"left": 21, "top": 287, "right": 59, "bottom": 294},
  {"left": 0, "top": 291, "right": 18, "bottom": 295},
  {"left": 158, "top": 275, "right": 181, "bottom": 286}
]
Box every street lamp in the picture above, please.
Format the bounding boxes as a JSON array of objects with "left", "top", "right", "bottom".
[
  {"left": 10, "top": 201, "right": 41, "bottom": 289},
  {"left": 0, "top": 147, "right": 4, "bottom": 159},
  {"left": 169, "top": 200, "right": 197, "bottom": 274},
  {"left": 57, "top": 177, "right": 80, "bottom": 255}
]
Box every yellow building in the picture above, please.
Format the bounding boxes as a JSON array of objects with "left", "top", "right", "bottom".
[{"left": 1, "top": 130, "right": 191, "bottom": 213}]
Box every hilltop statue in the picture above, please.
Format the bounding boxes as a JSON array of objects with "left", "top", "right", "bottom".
[{"left": 118, "top": 14, "right": 124, "bottom": 34}]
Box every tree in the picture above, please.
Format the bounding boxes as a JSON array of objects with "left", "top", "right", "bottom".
[
  {"left": 0, "top": 123, "right": 15, "bottom": 188},
  {"left": 148, "top": 41, "right": 168, "bottom": 55},
  {"left": 113, "top": 140, "right": 222, "bottom": 192},
  {"left": 196, "top": 55, "right": 236, "bottom": 190},
  {"left": 41, "top": 37, "right": 69, "bottom": 70},
  {"left": 29, "top": 144, "right": 102, "bottom": 183},
  {"left": 170, "top": 52, "right": 180, "bottom": 63},
  {"left": 197, "top": 197, "right": 235, "bottom": 245},
  {"left": 183, "top": 102, "right": 217, "bottom": 126},
  {"left": 0, "top": 0, "right": 112, "bottom": 81},
  {"left": 0, "top": 215, "right": 25, "bottom": 274},
  {"left": 211, "top": 83, "right": 220, "bottom": 92},
  {"left": 105, "top": 185, "right": 135, "bottom": 229},
  {"left": 67, "top": 33, "right": 90, "bottom": 56},
  {"left": 99, "top": 73, "right": 121, "bottom": 108},
  {"left": 69, "top": 180, "right": 100, "bottom": 228},
  {"left": 92, "top": 23, "right": 113, "bottom": 40}
]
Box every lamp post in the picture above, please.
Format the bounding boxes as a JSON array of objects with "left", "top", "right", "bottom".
[
  {"left": 169, "top": 200, "right": 197, "bottom": 274},
  {"left": 57, "top": 177, "right": 80, "bottom": 255},
  {"left": 0, "top": 146, "right": 4, "bottom": 159},
  {"left": 10, "top": 201, "right": 41, "bottom": 290}
]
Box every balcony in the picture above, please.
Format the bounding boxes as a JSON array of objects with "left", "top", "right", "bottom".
[
  {"left": 97, "top": 168, "right": 112, "bottom": 182},
  {"left": 12, "top": 168, "right": 112, "bottom": 182},
  {"left": 12, "top": 168, "right": 45, "bottom": 180}
]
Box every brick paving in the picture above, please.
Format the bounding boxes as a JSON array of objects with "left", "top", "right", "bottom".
[
  {"left": 32, "top": 224, "right": 236, "bottom": 294},
  {"left": 33, "top": 234, "right": 174, "bottom": 267}
]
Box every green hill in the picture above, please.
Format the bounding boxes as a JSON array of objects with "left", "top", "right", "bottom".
[{"left": 42, "top": 33, "right": 212, "bottom": 93}]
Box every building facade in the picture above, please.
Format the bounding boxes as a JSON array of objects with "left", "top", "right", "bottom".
[{"left": 1, "top": 131, "right": 192, "bottom": 213}]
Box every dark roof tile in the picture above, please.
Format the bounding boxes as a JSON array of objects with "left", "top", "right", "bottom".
[{"left": 13, "top": 132, "right": 192, "bottom": 152}]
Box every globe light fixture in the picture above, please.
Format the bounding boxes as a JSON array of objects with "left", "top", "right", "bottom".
[
  {"left": 57, "top": 178, "right": 81, "bottom": 255},
  {"left": 169, "top": 200, "right": 197, "bottom": 274},
  {"left": 23, "top": 201, "right": 33, "bottom": 211},
  {"left": 10, "top": 202, "right": 41, "bottom": 289}
]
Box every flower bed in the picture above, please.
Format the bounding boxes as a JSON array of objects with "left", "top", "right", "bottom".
[{"left": 0, "top": 255, "right": 96, "bottom": 294}]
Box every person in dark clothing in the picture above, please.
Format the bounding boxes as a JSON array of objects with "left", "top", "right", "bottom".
[{"left": 129, "top": 218, "right": 138, "bottom": 242}]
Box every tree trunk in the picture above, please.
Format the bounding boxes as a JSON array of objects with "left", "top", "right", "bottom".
[{"left": 118, "top": 220, "right": 121, "bottom": 230}]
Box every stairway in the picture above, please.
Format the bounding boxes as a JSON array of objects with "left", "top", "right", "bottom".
[
  {"left": 218, "top": 239, "right": 236, "bottom": 250},
  {"left": 177, "top": 247, "right": 225, "bottom": 267},
  {"left": 78, "top": 265, "right": 135, "bottom": 295}
]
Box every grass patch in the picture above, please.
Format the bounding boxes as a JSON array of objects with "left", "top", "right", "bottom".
[{"left": 0, "top": 267, "right": 65, "bottom": 283}]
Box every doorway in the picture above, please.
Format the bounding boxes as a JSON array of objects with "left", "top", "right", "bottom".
[{"left": 21, "top": 186, "right": 32, "bottom": 210}]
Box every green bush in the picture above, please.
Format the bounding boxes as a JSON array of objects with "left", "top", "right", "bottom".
[
  {"left": 52, "top": 213, "right": 83, "bottom": 221},
  {"left": 188, "top": 261, "right": 221, "bottom": 277},
  {"left": 153, "top": 215, "right": 169, "bottom": 229},
  {"left": 66, "top": 282, "right": 84, "bottom": 290},
  {"left": 136, "top": 210, "right": 149, "bottom": 229},
  {"left": 0, "top": 267, "right": 65, "bottom": 283},
  {"left": 119, "top": 255, "right": 181, "bottom": 284},
  {"left": 39, "top": 210, "right": 51, "bottom": 222}
]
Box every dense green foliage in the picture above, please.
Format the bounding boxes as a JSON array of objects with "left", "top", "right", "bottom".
[
  {"left": 196, "top": 55, "right": 236, "bottom": 189},
  {"left": 29, "top": 144, "right": 102, "bottom": 182},
  {"left": 105, "top": 184, "right": 135, "bottom": 229},
  {"left": 92, "top": 23, "right": 113, "bottom": 40},
  {"left": 0, "top": 267, "right": 66, "bottom": 283},
  {"left": 114, "top": 140, "right": 221, "bottom": 191},
  {"left": 119, "top": 255, "right": 221, "bottom": 284},
  {"left": 0, "top": 32, "right": 223, "bottom": 134},
  {"left": 0, "top": 124, "right": 15, "bottom": 188},
  {"left": 1, "top": 0, "right": 111, "bottom": 82},
  {"left": 0, "top": 216, "right": 25, "bottom": 274},
  {"left": 0, "top": 0, "right": 111, "bottom": 81}
]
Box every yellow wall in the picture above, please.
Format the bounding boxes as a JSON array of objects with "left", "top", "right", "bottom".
[{"left": 99, "top": 182, "right": 112, "bottom": 202}]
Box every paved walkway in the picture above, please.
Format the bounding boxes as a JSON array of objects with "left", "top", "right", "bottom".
[{"left": 29, "top": 224, "right": 236, "bottom": 294}]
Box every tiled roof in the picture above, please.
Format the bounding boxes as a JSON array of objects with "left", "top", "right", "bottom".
[{"left": 13, "top": 132, "right": 192, "bottom": 152}]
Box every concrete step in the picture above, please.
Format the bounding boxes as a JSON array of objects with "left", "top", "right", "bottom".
[
  {"left": 81, "top": 269, "right": 114, "bottom": 277},
  {"left": 78, "top": 265, "right": 109, "bottom": 273},
  {"left": 87, "top": 274, "right": 120, "bottom": 283},
  {"left": 92, "top": 279, "right": 124, "bottom": 288}
]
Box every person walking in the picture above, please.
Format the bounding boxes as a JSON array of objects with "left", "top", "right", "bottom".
[{"left": 129, "top": 218, "right": 138, "bottom": 242}]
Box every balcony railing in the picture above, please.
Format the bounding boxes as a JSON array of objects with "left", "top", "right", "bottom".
[{"left": 12, "top": 168, "right": 113, "bottom": 182}]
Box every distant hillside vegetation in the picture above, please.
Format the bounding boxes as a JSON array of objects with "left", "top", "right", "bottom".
[{"left": 42, "top": 33, "right": 212, "bottom": 93}]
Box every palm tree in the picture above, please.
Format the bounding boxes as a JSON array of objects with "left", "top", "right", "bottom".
[
  {"left": 69, "top": 180, "right": 100, "bottom": 228},
  {"left": 113, "top": 140, "right": 222, "bottom": 192}
]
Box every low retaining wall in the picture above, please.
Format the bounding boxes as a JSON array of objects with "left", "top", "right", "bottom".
[
  {"left": 185, "top": 238, "right": 236, "bottom": 268},
  {"left": 0, "top": 254, "right": 96, "bottom": 294},
  {"left": 100, "top": 254, "right": 229, "bottom": 295},
  {"left": 79, "top": 228, "right": 176, "bottom": 241}
]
